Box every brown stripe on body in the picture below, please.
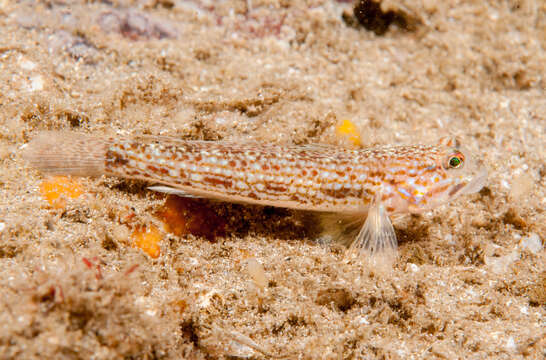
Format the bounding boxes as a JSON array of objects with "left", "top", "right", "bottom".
[{"left": 203, "top": 176, "right": 233, "bottom": 189}]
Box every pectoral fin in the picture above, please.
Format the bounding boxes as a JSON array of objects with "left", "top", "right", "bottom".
[
  {"left": 148, "top": 185, "right": 202, "bottom": 198},
  {"left": 348, "top": 198, "right": 397, "bottom": 256}
]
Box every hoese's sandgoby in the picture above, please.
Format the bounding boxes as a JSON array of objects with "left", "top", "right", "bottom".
[{"left": 24, "top": 132, "right": 487, "bottom": 257}]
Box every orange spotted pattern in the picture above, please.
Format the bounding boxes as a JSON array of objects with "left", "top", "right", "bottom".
[{"left": 103, "top": 137, "right": 454, "bottom": 214}]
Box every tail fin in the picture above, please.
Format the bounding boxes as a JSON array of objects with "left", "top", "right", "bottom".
[{"left": 23, "top": 131, "right": 109, "bottom": 177}]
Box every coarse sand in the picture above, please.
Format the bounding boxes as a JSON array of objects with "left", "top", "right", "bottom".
[{"left": 0, "top": 0, "right": 544, "bottom": 358}]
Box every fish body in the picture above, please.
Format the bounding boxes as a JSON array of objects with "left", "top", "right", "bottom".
[{"left": 24, "top": 132, "right": 487, "bottom": 256}]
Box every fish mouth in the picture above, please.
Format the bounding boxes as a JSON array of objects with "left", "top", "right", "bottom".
[{"left": 459, "top": 166, "right": 488, "bottom": 195}]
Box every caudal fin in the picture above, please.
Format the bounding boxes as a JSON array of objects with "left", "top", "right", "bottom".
[{"left": 23, "top": 131, "right": 109, "bottom": 177}]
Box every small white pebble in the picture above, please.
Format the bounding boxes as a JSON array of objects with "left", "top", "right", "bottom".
[
  {"left": 406, "top": 263, "right": 419, "bottom": 273},
  {"left": 489, "top": 10, "right": 499, "bottom": 20},
  {"left": 112, "top": 224, "right": 130, "bottom": 244},
  {"left": 356, "top": 315, "right": 369, "bottom": 325},
  {"left": 465, "top": 288, "right": 477, "bottom": 299},
  {"left": 520, "top": 306, "right": 528, "bottom": 315},
  {"left": 30, "top": 75, "right": 44, "bottom": 91},
  {"left": 501, "top": 179, "right": 510, "bottom": 189},
  {"left": 246, "top": 258, "right": 268, "bottom": 290},
  {"left": 520, "top": 233, "right": 542, "bottom": 254},
  {"left": 396, "top": 348, "right": 407, "bottom": 357},
  {"left": 197, "top": 289, "right": 219, "bottom": 308},
  {"left": 510, "top": 172, "right": 534, "bottom": 200},
  {"left": 0, "top": 222, "right": 5, "bottom": 232},
  {"left": 20, "top": 58, "right": 37, "bottom": 70},
  {"left": 485, "top": 251, "right": 520, "bottom": 275},
  {"left": 505, "top": 337, "right": 516, "bottom": 352},
  {"left": 135, "top": 296, "right": 158, "bottom": 317}
]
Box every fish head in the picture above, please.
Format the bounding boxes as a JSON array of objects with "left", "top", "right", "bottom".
[{"left": 387, "top": 137, "right": 488, "bottom": 213}]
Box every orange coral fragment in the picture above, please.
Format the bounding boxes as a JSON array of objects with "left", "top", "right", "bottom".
[
  {"left": 39, "top": 176, "right": 83, "bottom": 209},
  {"left": 157, "top": 195, "right": 225, "bottom": 241},
  {"left": 336, "top": 119, "right": 362, "bottom": 147},
  {"left": 131, "top": 225, "right": 162, "bottom": 258}
]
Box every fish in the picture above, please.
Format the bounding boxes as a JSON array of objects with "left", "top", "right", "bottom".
[{"left": 23, "top": 131, "right": 487, "bottom": 258}]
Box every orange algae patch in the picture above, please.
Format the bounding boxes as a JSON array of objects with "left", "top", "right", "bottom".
[
  {"left": 131, "top": 225, "right": 162, "bottom": 258},
  {"left": 39, "top": 176, "right": 84, "bottom": 209},
  {"left": 336, "top": 119, "right": 362, "bottom": 147},
  {"left": 156, "top": 195, "right": 226, "bottom": 241}
]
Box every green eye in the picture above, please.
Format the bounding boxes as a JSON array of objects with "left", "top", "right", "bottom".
[{"left": 448, "top": 156, "right": 463, "bottom": 168}]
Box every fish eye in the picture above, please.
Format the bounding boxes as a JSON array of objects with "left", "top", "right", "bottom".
[{"left": 447, "top": 155, "right": 463, "bottom": 169}]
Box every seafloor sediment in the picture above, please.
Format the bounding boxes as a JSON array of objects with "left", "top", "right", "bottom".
[{"left": 0, "top": 1, "right": 544, "bottom": 358}]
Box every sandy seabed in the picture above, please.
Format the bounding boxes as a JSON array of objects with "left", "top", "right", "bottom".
[{"left": 0, "top": 0, "right": 544, "bottom": 359}]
